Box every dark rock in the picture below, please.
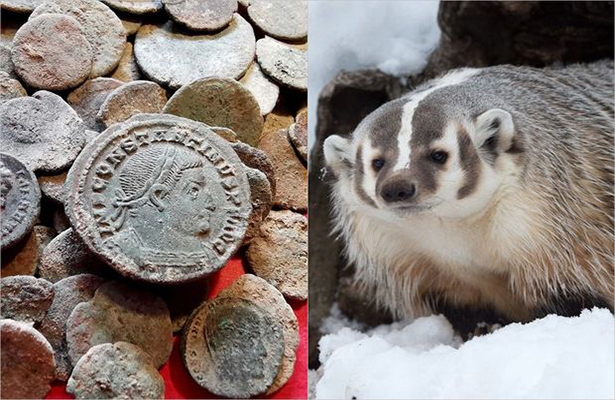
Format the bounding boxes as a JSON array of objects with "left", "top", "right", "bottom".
[
  {"left": 308, "top": 69, "right": 404, "bottom": 367},
  {"left": 426, "top": 1, "right": 615, "bottom": 76}
]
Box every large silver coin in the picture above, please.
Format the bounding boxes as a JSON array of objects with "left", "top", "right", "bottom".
[
  {"left": 65, "top": 114, "right": 251, "bottom": 284},
  {"left": 0, "top": 153, "right": 41, "bottom": 250}
]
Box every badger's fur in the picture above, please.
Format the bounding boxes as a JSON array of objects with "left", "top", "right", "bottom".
[{"left": 324, "top": 61, "right": 614, "bottom": 321}]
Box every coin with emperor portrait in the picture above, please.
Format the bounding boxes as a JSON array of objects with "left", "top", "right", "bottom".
[{"left": 65, "top": 114, "right": 252, "bottom": 284}]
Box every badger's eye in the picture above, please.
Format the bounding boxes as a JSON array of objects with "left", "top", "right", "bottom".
[
  {"left": 430, "top": 151, "right": 448, "bottom": 164},
  {"left": 371, "top": 158, "right": 385, "bottom": 172}
]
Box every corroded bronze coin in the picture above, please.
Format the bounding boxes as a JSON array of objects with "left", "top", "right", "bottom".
[
  {"left": 12, "top": 14, "right": 93, "bottom": 91},
  {"left": 65, "top": 114, "right": 251, "bottom": 284},
  {"left": 30, "top": 0, "right": 126, "bottom": 78},
  {"left": 38, "top": 274, "right": 105, "bottom": 381},
  {"left": 0, "top": 91, "right": 87, "bottom": 173},
  {"left": 256, "top": 37, "right": 307, "bottom": 92},
  {"left": 38, "top": 228, "right": 109, "bottom": 283},
  {"left": 1, "top": 225, "right": 55, "bottom": 277},
  {"left": 0, "top": 275, "right": 54, "bottom": 323},
  {"left": 67, "top": 342, "right": 165, "bottom": 399},
  {"left": 217, "top": 274, "right": 299, "bottom": 394},
  {"left": 0, "top": 153, "right": 41, "bottom": 250},
  {"left": 0, "top": 319, "right": 56, "bottom": 399},
  {"left": 97, "top": 80, "right": 167, "bottom": 128},
  {"left": 246, "top": 210, "right": 308, "bottom": 300},
  {"left": 163, "top": 77, "right": 263, "bottom": 147},
  {"left": 162, "top": 0, "right": 237, "bottom": 32},
  {"left": 0, "top": 0, "right": 44, "bottom": 13},
  {"left": 247, "top": 0, "right": 307, "bottom": 42},
  {"left": 101, "top": 0, "right": 163, "bottom": 15},
  {"left": 182, "top": 297, "right": 284, "bottom": 398},
  {"left": 66, "top": 280, "right": 173, "bottom": 368},
  {"left": 134, "top": 14, "right": 255, "bottom": 90}
]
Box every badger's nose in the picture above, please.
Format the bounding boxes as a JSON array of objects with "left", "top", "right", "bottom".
[{"left": 380, "top": 179, "right": 417, "bottom": 203}]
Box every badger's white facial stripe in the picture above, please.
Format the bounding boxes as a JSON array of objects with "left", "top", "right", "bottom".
[{"left": 392, "top": 68, "right": 480, "bottom": 172}]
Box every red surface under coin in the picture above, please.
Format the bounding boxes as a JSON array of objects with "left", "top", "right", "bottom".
[{"left": 45, "top": 256, "right": 308, "bottom": 399}]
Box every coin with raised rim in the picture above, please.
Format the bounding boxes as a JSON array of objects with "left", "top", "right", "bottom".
[
  {"left": 0, "top": 153, "right": 41, "bottom": 250},
  {"left": 181, "top": 296, "right": 284, "bottom": 398},
  {"left": 65, "top": 114, "right": 251, "bottom": 284}
]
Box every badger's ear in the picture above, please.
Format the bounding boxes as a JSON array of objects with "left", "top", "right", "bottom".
[
  {"left": 474, "top": 108, "right": 514, "bottom": 152},
  {"left": 324, "top": 135, "right": 353, "bottom": 174}
]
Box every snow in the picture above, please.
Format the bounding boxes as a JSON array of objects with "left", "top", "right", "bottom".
[
  {"left": 308, "top": 1, "right": 441, "bottom": 152},
  {"left": 314, "top": 308, "right": 615, "bottom": 399}
]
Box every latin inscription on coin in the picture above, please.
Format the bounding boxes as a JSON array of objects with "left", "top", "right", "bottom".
[
  {"left": 0, "top": 153, "right": 41, "bottom": 250},
  {"left": 66, "top": 114, "right": 251, "bottom": 284}
]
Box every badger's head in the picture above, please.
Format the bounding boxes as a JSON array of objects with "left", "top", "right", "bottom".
[{"left": 324, "top": 74, "right": 524, "bottom": 221}]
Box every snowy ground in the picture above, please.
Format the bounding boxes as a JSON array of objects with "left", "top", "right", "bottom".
[
  {"left": 312, "top": 307, "right": 615, "bottom": 399},
  {"left": 307, "top": 0, "right": 441, "bottom": 151}
]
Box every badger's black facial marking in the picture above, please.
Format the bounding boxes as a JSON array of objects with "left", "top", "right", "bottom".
[
  {"left": 354, "top": 145, "right": 377, "bottom": 208},
  {"left": 367, "top": 99, "right": 405, "bottom": 161},
  {"left": 457, "top": 127, "right": 481, "bottom": 199},
  {"left": 404, "top": 101, "right": 451, "bottom": 197}
]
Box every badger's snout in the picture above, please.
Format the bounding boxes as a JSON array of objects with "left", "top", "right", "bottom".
[{"left": 380, "top": 177, "right": 417, "bottom": 204}]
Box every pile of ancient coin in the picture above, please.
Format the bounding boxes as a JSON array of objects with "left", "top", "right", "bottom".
[{"left": 0, "top": 0, "right": 307, "bottom": 398}]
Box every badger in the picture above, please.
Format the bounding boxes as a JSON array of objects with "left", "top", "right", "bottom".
[{"left": 324, "top": 61, "right": 614, "bottom": 322}]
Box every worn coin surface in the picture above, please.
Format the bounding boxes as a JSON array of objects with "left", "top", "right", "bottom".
[
  {"left": 288, "top": 108, "right": 308, "bottom": 162},
  {"left": 38, "top": 228, "right": 110, "bottom": 283},
  {"left": 66, "top": 114, "right": 251, "bottom": 284},
  {"left": 246, "top": 210, "right": 308, "bottom": 300},
  {"left": 258, "top": 128, "right": 307, "bottom": 211},
  {"left": 11, "top": 14, "right": 93, "bottom": 91},
  {"left": 0, "top": 91, "right": 86, "bottom": 173},
  {"left": 67, "top": 78, "right": 124, "bottom": 132},
  {"left": 38, "top": 274, "right": 105, "bottom": 381},
  {"left": 0, "top": 0, "right": 44, "bottom": 12},
  {"left": 101, "top": 0, "right": 162, "bottom": 15},
  {"left": 256, "top": 37, "right": 307, "bottom": 91},
  {"left": 239, "top": 62, "right": 279, "bottom": 116},
  {"left": 163, "top": 0, "right": 237, "bottom": 31},
  {"left": 0, "top": 153, "right": 41, "bottom": 250},
  {"left": 134, "top": 14, "right": 255, "bottom": 90},
  {"left": 182, "top": 296, "right": 284, "bottom": 398},
  {"left": 163, "top": 77, "right": 263, "bottom": 146},
  {"left": 30, "top": 0, "right": 126, "bottom": 78},
  {"left": 38, "top": 171, "right": 68, "bottom": 204},
  {"left": 231, "top": 141, "right": 276, "bottom": 198},
  {"left": 0, "top": 71, "right": 26, "bottom": 103},
  {"left": 0, "top": 275, "right": 54, "bottom": 323},
  {"left": 110, "top": 42, "right": 141, "bottom": 82},
  {"left": 0, "top": 45, "right": 16, "bottom": 78},
  {"left": 0, "top": 319, "right": 56, "bottom": 399},
  {"left": 218, "top": 274, "right": 299, "bottom": 394},
  {"left": 244, "top": 167, "right": 272, "bottom": 245},
  {"left": 248, "top": 0, "right": 307, "bottom": 42},
  {"left": 67, "top": 341, "right": 165, "bottom": 399},
  {"left": 1, "top": 225, "right": 54, "bottom": 277},
  {"left": 66, "top": 280, "right": 173, "bottom": 367},
  {"left": 98, "top": 80, "right": 167, "bottom": 128}
]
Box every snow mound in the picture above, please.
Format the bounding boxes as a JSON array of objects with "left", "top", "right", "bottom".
[{"left": 315, "top": 308, "right": 615, "bottom": 399}]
